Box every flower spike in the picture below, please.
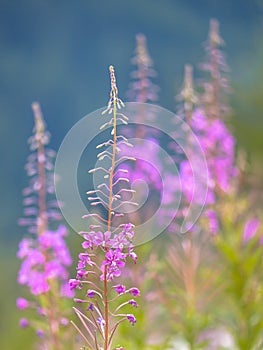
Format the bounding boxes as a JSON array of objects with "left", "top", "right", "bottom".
[
  {"left": 71, "top": 66, "right": 139, "bottom": 350},
  {"left": 17, "top": 103, "right": 73, "bottom": 349}
]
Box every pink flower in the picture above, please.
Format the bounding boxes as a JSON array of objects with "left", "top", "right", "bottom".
[
  {"left": 128, "top": 287, "right": 140, "bottom": 297},
  {"left": 16, "top": 298, "right": 29, "bottom": 310},
  {"left": 69, "top": 279, "right": 82, "bottom": 290},
  {"left": 243, "top": 218, "right": 260, "bottom": 243},
  {"left": 128, "top": 299, "right": 138, "bottom": 308},
  {"left": 127, "top": 314, "right": 136, "bottom": 325},
  {"left": 19, "top": 318, "right": 29, "bottom": 328},
  {"left": 101, "top": 249, "right": 126, "bottom": 281},
  {"left": 115, "top": 284, "right": 126, "bottom": 294}
]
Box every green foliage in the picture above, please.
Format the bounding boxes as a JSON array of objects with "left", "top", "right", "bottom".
[{"left": 214, "top": 197, "right": 263, "bottom": 350}]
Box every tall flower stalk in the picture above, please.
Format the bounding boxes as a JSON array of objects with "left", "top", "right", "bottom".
[
  {"left": 17, "top": 103, "right": 73, "bottom": 350},
  {"left": 178, "top": 20, "right": 237, "bottom": 236},
  {"left": 176, "top": 64, "right": 198, "bottom": 123},
  {"left": 117, "top": 34, "right": 162, "bottom": 231},
  {"left": 199, "top": 18, "right": 231, "bottom": 121},
  {"left": 127, "top": 33, "right": 159, "bottom": 105},
  {"left": 70, "top": 66, "right": 139, "bottom": 350}
]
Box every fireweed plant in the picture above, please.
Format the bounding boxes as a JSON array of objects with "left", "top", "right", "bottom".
[
  {"left": 69, "top": 66, "right": 140, "bottom": 350},
  {"left": 150, "top": 19, "right": 239, "bottom": 349},
  {"left": 17, "top": 103, "right": 73, "bottom": 350},
  {"left": 151, "top": 19, "right": 263, "bottom": 350},
  {"left": 150, "top": 65, "right": 220, "bottom": 350},
  {"left": 114, "top": 35, "right": 170, "bottom": 349},
  {"left": 179, "top": 19, "right": 237, "bottom": 233},
  {"left": 160, "top": 64, "right": 199, "bottom": 234},
  {"left": 119, "top": 34, "right": 162, "bottom": 226}
]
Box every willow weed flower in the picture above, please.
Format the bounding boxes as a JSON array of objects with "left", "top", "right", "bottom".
[
  {"left": 17, "top": 103, "right": 73, "bottom": 349},
  {"left": 178, "top": 21, "right": 237, "bottom": 234},
  {"left": 71, "top": 66, "right": 139, "bottom": 350}
]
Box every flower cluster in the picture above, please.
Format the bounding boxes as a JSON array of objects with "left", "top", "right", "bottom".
[
  {"left": 70, "top": 224, "right": 139, "bottom": 325},
  {"left": 180, "top": 107, "right": 237, "bottom": 206},
  {"left": 17, "top": 225, "right": 72, "bottom": 296},
  {"left": 178, "top": 21, "right": 237, "bottom": 234},
  {"left": 74, "top": 223, "right": 137, "bottom": 282}
]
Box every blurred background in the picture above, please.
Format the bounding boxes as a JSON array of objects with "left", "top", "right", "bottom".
[{"left": 1, "top": 0, "right": 263, "bottom": 348}]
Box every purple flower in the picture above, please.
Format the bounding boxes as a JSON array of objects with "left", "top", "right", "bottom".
[
  {"left": 25, "top": 249, "right": 46, "bottom": 267},
  {"left": 243, "top": 218, "right": 260, "bottom": 243},
  {"left": 19, "top": 318, "right": 29, "bottom": 328},
  {"left": 101, "top": 249, "right": 126, "bottom": 281},
  {"left": 45, "top": 260, "right": 67, "bottom": 279},
  {"left": 93, "top": 231, "right": 111, "bottom": 247},
  {"left": 117, "top": 140, "right": 161, "bottom": 191},
  {"left": 110, "top": 233, "right": 130, "bottom": 250},
  {"left": 87, "top": 303, "right": 94, "bottom": 312},
  {"left": 87, "top": 290, "right": 96, "bottom": 298},
  {"left": 109, "top": 225, "right": 135, "bottom": 250},
  {"left": 16, "top": 298, "right": 29, "bottom": 310},
  {"left": 190, "top": 109, "right": 237, "bottom": 194},
  {"left": 36, "top": 329, "right": 44, "bottom": 337},
  {"left": 60, "top": 282, "right": 75, "bottom": 298},
  {"left": 38, "top": 226, "right": 72, "bottom": 266},
  {"left": 76, "top": 253, "right": 93, "bottom": 279},
  {"left": 38, "top": 231, "right": 54, "bottom": 249},
  {"left": 128, "top": 249, "right": 137, "bottom": 264},
  {"left": 76, "top": 268, "right": 88, "bottom": 279},
  {"left": 206, "top": 209, "right": 219, "bottom": 235},
  {"left": 82, "top": 231, "right": 112, "bottom": 249},
  {"left": 37, "top": 307, "right": 46, "bottom": 316},
  {"left": 28, "top": 271, "right": 50, "bottom": 295},
  {"left": 78, "top": 252, "right": 93, "bottom": 265},
  {"left": 69, "top": 279, "right": 82, "bottom": 290},
  {"left": 97, "top": 317, "right": 106, "bottom": 329},
  {"left": 17, "top": 227, "right": 72, "bottom": 297},
  {"left": 115, "top": 284, "right": 126, "bottom": 294},
  {"left": 17, "top": 239, "right": 33, "bottom": 259},
  {"left": 60, "top": 318, "right": 69, "bottom": 326},
  {"left": 128, "top": 299, "right": 138, "bottom": 308},
  {"left": 127, "top": 314, "right": 136, "bottom": 325},
  {"left": 82, "top": 235, "right": 93, "bottom": 250},
  {"left": 128, "top": 287, "right": 140, "bottom": 297}
]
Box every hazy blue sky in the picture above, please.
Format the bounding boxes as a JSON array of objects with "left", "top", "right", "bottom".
[{"left": 1, "top": 0, "right": 263, "bottom": 243}]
